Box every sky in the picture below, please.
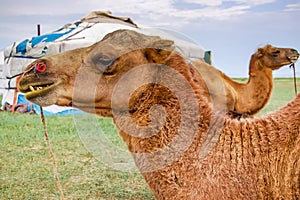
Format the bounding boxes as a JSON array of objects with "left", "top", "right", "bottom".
[{"left": 0, "top": 0, "right": 299, "bottom": 77}]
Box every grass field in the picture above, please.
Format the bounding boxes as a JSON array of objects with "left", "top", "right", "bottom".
[{"left": 0, "top": 78, "right": 298, "bottom": 199}]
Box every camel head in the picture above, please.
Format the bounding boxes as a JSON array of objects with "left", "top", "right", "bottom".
[
  {"left": 18, "top": 29, "right": 176, "bottom": 116},
  {"left": 253, "top": 45, "right": 299, "bottom": 70}
]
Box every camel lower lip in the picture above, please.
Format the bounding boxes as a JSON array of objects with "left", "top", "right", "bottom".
[
  {"left": 288, "top": 56, "right": 299, "bottom": 63},
  {"left": 24, "top": 80, "right": 63, "bottom": 100}
]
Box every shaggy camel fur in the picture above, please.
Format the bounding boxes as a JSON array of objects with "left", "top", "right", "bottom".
[
  {"left": 18, "top": 30, "right": 300, "bottom": 199},
  {"left": 191, "top": 45, "right": 299, "bottom": 115}
]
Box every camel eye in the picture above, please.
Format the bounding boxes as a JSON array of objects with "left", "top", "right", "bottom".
[
  {"left": 92, "top": 54, "right": 117, "bottom": 75},
  {"left": 271, "top": 50, "right": 280, "bottom": 57},
  {"left": 98, "top": 58, "right": 116, "bottom": 67},
  {"left": 93, "top": 54, "right": 116, "bottom": 70},
  {"left": 96, "top": 54, "right": 115, "bottom": 67}
]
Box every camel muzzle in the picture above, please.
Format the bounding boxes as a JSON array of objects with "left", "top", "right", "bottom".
[{"left": 288, "top": 49, "right": 299, "bottom": 63}]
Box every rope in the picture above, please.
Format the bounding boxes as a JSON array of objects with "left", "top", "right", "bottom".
[
  {"left": 11, "top": 76, "right": 21, "bottom": 113},
  {"left": 40, "top": 106, "right": 65, "bottom": 200},
  {"left": 290, "top": 63, "right": 298, "bottom": 96}
]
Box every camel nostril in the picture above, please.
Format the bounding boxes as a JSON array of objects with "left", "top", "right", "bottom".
[
  {"left": 35, "top": 62, "right": 47, "bottom": 73},
  {"left": 290, "top": 49, "right": 299, "bottom": 55}
]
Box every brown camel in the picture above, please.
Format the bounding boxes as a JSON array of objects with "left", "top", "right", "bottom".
[
  {"left": 191, "top": 44, "right": 299, "bottom": 115},
  {"left": 18, "top": 30, "right": 300, "bottom": 199}
]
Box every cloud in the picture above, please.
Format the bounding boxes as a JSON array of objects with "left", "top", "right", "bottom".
[
  {"left": 230, "top": 0, "right": 276, "bottom": 6},
  {"left": 169, "top": 5, "right": 249, "bottom": 20},
  {"left": 0, "top": 0, "right": 292, "bottom": 32},
  {"left": 0, "top": 0, "right": 175, "bottom": 17},
  {"left": 182, "top": 0, "right": 276, "bottom": 6},
  {"left": 182, "top": 0, "right": 223, "bottom": 6},
  {"left": 0, "top": 0, "right": 276, "bottom": 20},
  {"left": 284, "top": 3, "right": 300, "bottom": 12},
  {"left": 92, "top": 0, "right": 275, "bottom": 23},
  {"left": 0, "top": 0, "right": 282, "bottom": 45}
]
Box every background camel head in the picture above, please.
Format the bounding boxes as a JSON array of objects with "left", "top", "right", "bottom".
[
  {"left": 18, "top": 29, "right": 175, "bottom": 116},
  {"left": 254, "top": 44, "right": 299, "bottom": 70}
]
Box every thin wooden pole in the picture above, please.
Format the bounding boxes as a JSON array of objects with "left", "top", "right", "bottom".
[{"left": 37, "top": 24, "right": 41, "bottom": 36}]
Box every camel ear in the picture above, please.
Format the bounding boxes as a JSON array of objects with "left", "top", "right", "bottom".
[
  {"left": 144, "top": 39, "right": 175, "bottom": 63},
  {"left": 257, "top": 48, "right": 264, "bottom": 58}
]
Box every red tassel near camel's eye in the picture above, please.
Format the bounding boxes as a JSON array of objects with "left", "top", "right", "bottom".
[{"left": 35, "top": 62, "right": 47, "bottom": 73}]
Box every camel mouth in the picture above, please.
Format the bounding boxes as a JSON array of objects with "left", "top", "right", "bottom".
[
  {"left": 18, "top": 80, "right": 63, "bottom": 100},
  {"left": 288, "top": 53, "right": 299, "bottom": 63}
]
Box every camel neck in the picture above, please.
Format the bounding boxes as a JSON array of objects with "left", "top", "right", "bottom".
[
  {"left": 239, "top": 57, "right": 273, "bottom": 114},
  {"left": 115, "top": 56, "right": 211, "bottom": 156},
  {"left": 248, "top": 55, "right": 272, "bottom": 78},
  {"left": 248, "top": 60, "right": 273, "bottom": 86},
  {"left": 248, "top": 58, "right": 273, "bottom": 95}
]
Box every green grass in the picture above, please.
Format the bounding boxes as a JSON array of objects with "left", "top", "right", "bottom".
[
  {"left": 258, "top": 78, "right": 299, "bottom": 115},
  {"left": 0, "top": 78, "right": 298, "bottom": 199},
  {"left": 0, "top": 113, "right": 154, "bottom": 199}
]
